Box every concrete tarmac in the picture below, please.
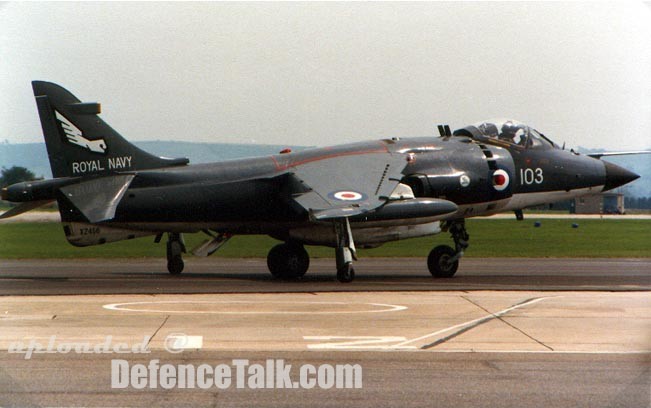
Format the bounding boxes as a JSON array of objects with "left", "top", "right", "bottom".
[
  {"left": 1, "top": 352, "right": 648, "bottom": 408},
  {"left": 0, "top": 258, "right": 649, "bottom": 407}
]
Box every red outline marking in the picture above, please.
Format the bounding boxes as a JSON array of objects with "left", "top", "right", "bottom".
[{"left": 269, "top": 143, "right": 389, "bottom": 171}]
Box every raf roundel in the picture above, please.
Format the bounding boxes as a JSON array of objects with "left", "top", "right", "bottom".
[
  {"left": 492, "top": 169, "right": 510, "bottom": 191},
  {"left": 330, "top": 190, "right": 365, "bottom": 201},
  {"left": 459, "top": 174, "right": 471, "bottom": 188}
]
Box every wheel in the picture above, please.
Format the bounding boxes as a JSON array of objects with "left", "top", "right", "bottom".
[
  {"left": 427, "top": 245, "right": 458, "bottom": 278},
  {"left": 337, "top": 264, "right": 355, "bottom": 283},
  {"left": 167, "top": 240, "right": 185, "bottom": 275},
  {"left": 166, "top": 239, "right": 184, "bottom": 275},
  {"left": 267, "top": 243, "right": 310, "bottom": 279},
  {"left": 167, "top": 256, "right": 184, "bottom": 275}
]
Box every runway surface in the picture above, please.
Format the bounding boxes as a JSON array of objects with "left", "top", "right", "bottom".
[
  {"left": 0, "top": 258, "right": 649, "bottom": 407},
  {"left": 1, "top": 352, "right": 648, "bottom": 408},
  {"left": 0, "top": 257, "right": 649, "bottom": 295}
]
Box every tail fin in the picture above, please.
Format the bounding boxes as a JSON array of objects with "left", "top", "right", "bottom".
[{"left": 32, "top": 81, "right": 189, "bottom": 178}]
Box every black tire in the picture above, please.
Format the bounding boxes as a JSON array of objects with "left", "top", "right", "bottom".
[
  {"left": 267, "top": 243, "right": 310, "bottom": 279},
  {"left": 427, "top": 245, "right": 458, "bottom": 278},
  {"left": 167, "top": 256, "right": 184, "bottom": 275},
  {"left": 167, "top": 239, "right": 184, "bottom": 275},
  {"left": 336, "top": 264, "right": 355, "bottom": 283}
]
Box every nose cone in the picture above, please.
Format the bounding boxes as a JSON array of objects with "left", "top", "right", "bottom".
[{"left": 603, "top": 161, "right": 640, "bottom": 191}]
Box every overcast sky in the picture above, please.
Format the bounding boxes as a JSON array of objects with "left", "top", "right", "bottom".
[{"left": 1, "top": 1, "right": 650, "bottom": 150}]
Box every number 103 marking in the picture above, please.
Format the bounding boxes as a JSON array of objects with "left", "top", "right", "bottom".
[{"left": 520, "top": 168, "right": 544, "bottom": 185}]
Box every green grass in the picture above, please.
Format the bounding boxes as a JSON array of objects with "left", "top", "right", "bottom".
[{"left": 0, "top": 219, "right": 649, "bottom": 259}]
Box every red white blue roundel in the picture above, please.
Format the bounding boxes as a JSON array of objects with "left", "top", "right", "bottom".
[
  {"left": 492, "top": 169, "right": 510, "bottom": 191},
  {"left": 329, "top": 190, "right": 366, "bottom": 201}
]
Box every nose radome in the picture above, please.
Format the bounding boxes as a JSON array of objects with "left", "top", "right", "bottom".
[{"left": 603, "top": 161, "right": 640, "bottom": 191}]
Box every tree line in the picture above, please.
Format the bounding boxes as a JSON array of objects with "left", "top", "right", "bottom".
[
  {"left": 0, "top": 166, "right": 37, "bottom": 187},
  {"left": 625, "top": 196, "right": 651, "bottom": 210}
]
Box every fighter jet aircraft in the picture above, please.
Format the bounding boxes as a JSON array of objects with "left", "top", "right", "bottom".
[{"left": 1, "top": 82, "right": 643, "bottom": 282}]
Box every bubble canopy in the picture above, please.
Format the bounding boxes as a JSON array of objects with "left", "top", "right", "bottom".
[{"left": 454, "top": 119, "right": 558, "bottom": 150}]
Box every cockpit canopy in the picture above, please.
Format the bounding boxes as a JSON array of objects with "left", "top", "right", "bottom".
[{"left": 454, "top": 119, "right": 558, "bottom": 150}]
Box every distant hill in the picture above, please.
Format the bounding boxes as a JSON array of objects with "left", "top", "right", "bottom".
[{"left": 1, "top": 141, "right": 649, "bottom": 197}]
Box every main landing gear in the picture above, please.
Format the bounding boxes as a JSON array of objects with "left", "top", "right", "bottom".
[
  {"left": 166, "top": 232, "right": 186, "bottom": 275},
  {"left": 428, "top": 219, "right": 469, "bottom": 278},
  {"left": 266, "top": 218, "right": 358, "bottom": 283},
  {"left": 267, "top": 242, "right": 310, "bottom": 279}
]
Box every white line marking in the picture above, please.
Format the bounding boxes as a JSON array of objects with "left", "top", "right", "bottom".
[
  {"left": 302, "top": 298, "right": 553, "bottom": 351},
  {"left": 166, "top": 334, "right": 203, "bottom": 350},
  {"left": 393, "top": 297, "right": 551, "bottom": 348},
  {"left": 369, "top": 350, "right": 651, "bottom": 355},
  {"left": 102, "top": 300, "right": 408, "bottom": 315},
  {"left": 304, "top": 336, "right": 417, "bottom": 350}
]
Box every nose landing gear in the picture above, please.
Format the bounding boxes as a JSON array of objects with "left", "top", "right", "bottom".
[{"left": 428, "top": 219, "right": 468, "bottom": 278}]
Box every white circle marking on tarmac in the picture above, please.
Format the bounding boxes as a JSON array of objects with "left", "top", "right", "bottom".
[{"left": 102, "top": 300, "right": 408, "bottom": 314}]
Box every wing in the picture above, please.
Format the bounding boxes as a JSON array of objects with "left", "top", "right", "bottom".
[{"left": 290, "top": 152, "right": 409, "bottom": 220}]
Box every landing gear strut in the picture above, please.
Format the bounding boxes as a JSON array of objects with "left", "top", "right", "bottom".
[
  {"left": 428, "top": 219, "right": 468, "bottom": 278},
  {"left": 267, "top": 242, "right": 310, "bottom": 279},
  {"left": 166, "top": 232, "right": 186, "bottom": 275},
  {"left": 334, "top": 218, "right": 356, "bottom": 283}
]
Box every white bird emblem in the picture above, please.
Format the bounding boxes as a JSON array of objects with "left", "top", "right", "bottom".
[{"left": 55, "top": 111, "right": 107, "bottom": 154}]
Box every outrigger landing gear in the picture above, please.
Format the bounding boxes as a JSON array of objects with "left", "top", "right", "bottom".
[
  {"left": 334, "top": 218, "right": 356, "bottom": 283},
  {"left": 166, "top": 232, "right": 186, "bottom": 275},
  {"left": 267, "top": 242, "right": 310, "bottom": 279},
  {"left": 428, "top": 219, "right": 469, "bottom": 278}
]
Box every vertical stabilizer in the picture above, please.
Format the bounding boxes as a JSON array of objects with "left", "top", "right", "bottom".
[{"left": 32, "top": 81, "right": 189, "bottom": 178}]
